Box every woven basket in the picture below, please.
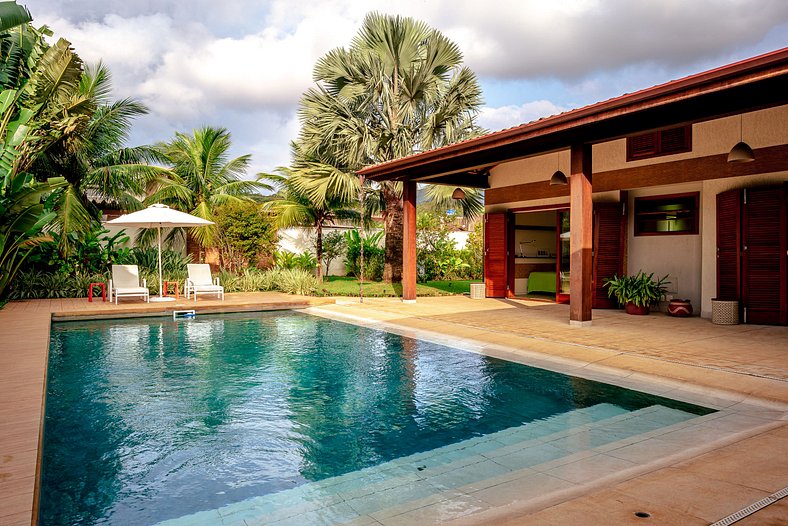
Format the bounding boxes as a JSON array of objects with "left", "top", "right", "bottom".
[
  {"left": 711, "top": 299, "right": 739, "bottom": 325},
  {"left": 470, "top": 283, "right": 485, "bottom": 299}
]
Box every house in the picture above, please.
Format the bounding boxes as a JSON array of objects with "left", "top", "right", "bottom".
[{"left": 358, "top": 47, "right": 788, "bottom": 325}]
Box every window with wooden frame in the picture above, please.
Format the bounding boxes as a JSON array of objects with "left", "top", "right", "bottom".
[
  {"left": 634, "top": 192, "right": 699, "bottom": 236},
  {"left": 626, "top": 125, "right": 692, "bottom": 161}
]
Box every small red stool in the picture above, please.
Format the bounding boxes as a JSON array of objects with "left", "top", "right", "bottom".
[
  {"left": 88, "top": 282, "right": 106, "bottom": 302},
  {"left": 163, "top": 281, "right": 179, "bottom": 299}
]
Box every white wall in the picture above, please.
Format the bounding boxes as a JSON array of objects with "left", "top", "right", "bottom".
[
  {"left": 627, "top": 183, "right": 703, "bottom": 311},
  {"left": 277, "top": 226, "right": 360, "bottom": 276}
]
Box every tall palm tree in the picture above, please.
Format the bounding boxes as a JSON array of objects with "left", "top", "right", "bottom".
[
  {"left": 260, "top": 160, "right": 358, "bottom": 281},
  {"left": 297, "top": 12, "right": 484, "bottom": 283},
  {"left": 151, "top": 126, "right": 269, "bottom": 258}
]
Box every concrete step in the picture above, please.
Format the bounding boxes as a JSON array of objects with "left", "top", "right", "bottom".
[{"left": 158, "top": 404, "right": 699, "bottom": 526}]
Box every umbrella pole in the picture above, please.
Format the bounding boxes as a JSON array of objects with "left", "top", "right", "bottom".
[{"left": 158, "top": 226, "right": 163, "bottom": 297}]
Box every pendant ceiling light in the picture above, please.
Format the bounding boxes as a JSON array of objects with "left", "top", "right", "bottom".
[
  {"left": 549, "top": 152, "right": 568, "bottom": 185},
  {"left": 451, "top": 187, "right": 466, "bottom": 200},
  {"left": 728, "top": 114, "right": 755, "bottom": 163}
]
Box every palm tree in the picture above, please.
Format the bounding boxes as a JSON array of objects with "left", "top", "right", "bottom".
[
  {"left": 29, "top": 62, "right": 169, "bottom": 250},
  {"left": 297, "top": 12, "right": 484, "bottom": 283},
  {"left": 151, "top": 126, "right": 269, "bottom": 259},
  {"left": 260, "top": 160, "right": 358, "bottom": 281},
  {"left": 0, "top": 5, "right": 166, "bottom": 255},
  {"left": 423, "top": 185, "right": 484, "bottom": 221}
]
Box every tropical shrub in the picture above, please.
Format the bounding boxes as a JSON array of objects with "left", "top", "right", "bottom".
[
  {"left": 7, "top": 266, "right": 319, "bottom": 299},
  {"left": 415, "top": 212, "right": 474, "bottom": 282},
  {"left": 458, "top": 221, "right": 483, "bottom": 280},
  {"left": 213, "top": 201, "right": 278, "bottom": 271},
  {"left": 27, "top": 224, "right": 130, "bottom": 275},
  {"left": 344, "top": 230, "right": 384, "bottom": 281},
  {"left": 272, "top": 249, "right": 317, "bottom": 272},
  {"left": 9, "top": 270, "right": 106, "bottom": 299},
  {"left": 320, "top": 230, "right": 346, "bottom": 276},
  {"left": 293, "top": 251, "right": 317, "bottom": 272},
  {"left": 272, "top": 268, "right": 319, "bottom": 295},
  {"left": 604, "top": 272, "right": 670, "bottom": 308},
  {"left": 0, "top": 171, "right": 60, "bottom": 298},
  {"left": 214, "top": 268, "right": 318, "bottom": 295}
]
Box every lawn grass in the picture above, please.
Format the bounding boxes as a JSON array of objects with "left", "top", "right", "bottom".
[{"left": 318, "top": 276, "right": 474, "bottom": 297}]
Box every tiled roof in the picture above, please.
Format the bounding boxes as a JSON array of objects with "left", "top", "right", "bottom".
[{"left": 359, "top": 46, "right": 788, "bottom": 177}]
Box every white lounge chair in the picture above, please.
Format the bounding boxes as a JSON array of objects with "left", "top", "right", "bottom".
[
  {"left": 186, "top": 264, "right": 224, "bottom": 301},
  {"left": 110, "top": 265, "right": 150, "bottom": 304}
]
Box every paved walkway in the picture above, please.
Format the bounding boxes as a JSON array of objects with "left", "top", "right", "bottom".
[{"left": 1, "top": 294, "right": 786, "bottom": 525}]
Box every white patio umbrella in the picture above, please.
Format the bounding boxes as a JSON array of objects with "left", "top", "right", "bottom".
[{"left": 106, "top": 204, "right": 213, "bottom": 302}]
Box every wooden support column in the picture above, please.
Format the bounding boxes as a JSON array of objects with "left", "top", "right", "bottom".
[
  {"left": 569, "top": 144, "right": 593, "bottom": 325},
  {"left": 402, "top": 180, "right": 417, "bottom": 302}
]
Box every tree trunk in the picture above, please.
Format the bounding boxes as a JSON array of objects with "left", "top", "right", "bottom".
[
  {"left": 383, "top": 183, "right": 403, "bottom": 283},
  {"left": 315, "top": 223, "right": 323, "bottom": 282},
  {"left": 186, "top": 233, "right": 202, "bottom": 264}
]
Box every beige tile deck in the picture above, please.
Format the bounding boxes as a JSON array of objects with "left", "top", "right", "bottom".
[{"left": 1, "top": 293, "right": 786, "bottom": 525}]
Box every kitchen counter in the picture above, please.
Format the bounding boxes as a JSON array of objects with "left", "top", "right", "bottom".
[{"left": 514, "top": 257, "right": 556, "bottom": 264}]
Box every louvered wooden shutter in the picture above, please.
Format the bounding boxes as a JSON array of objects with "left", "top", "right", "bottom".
[
  {"left": 484, "top": 213, "right": 509, "bottom": 298},
  {"left": 716, "top": 189, "right": 741, "bottom": 301},
  {"left": 593, "top": 202, "right": 625, "bottom": 308},
  {"left": 741, "top": 186, "right": 787, "bottom": 325},
  {"left": 660, "top": 126, "right": 690, "bottom": 154},
  {"left": 627, "top": 132, "right": 658, "bottom": 160}
]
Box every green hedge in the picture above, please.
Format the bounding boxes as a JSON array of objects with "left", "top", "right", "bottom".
[{"left": 8, "top": 268, "right": 318, "bottom": 299}]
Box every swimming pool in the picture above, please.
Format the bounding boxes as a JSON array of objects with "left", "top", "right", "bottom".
[{"left": 40, "top": 311, "right": 712, "bottom": 525}]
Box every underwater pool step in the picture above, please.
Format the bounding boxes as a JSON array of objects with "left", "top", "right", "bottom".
[{"left": 157, "top": 404, "right": 700, "bottom": 526}]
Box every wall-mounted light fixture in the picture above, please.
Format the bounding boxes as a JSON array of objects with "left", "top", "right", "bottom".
[
  {"left": 727, "top": 114, "right": 755, "bottom": 163},
  {"left": 451, "top": 187, "right": 466, "bottom": 200}
]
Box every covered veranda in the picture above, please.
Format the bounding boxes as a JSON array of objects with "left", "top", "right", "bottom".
[{"left": 357, "top": 48, "right": 788, "bottom": 325}]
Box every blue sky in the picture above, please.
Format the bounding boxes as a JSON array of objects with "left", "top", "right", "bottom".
[{"left": 34, "top": 0, "right": 788, "bottom": 177}]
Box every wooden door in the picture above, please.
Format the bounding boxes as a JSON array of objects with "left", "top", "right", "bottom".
[
  {"left": 593, "top": 202, "right": 626, "bottom": 308},
  {"left": 484, "top": 212, "right": 510, "bottom": 298},
  {"left": 716, "top": 189, "right": 742, "bottom": 301},
  {"left": 741, "top": 186, "right": 787, "bottom": 325}
]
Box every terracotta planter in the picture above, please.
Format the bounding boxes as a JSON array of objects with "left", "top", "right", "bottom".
[
  {"left": 625, "top": 302, "right": 650, "bottom": 315},
  {"left": 667, "top": 299, "right": 693, "bottom": 317}
]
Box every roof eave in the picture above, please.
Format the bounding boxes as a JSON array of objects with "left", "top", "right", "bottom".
[{"left": 359, "top": 47, "right": 788, "bottom": 181}]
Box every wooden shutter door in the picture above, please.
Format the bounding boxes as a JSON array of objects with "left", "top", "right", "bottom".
[
  {"left": 741, "top": 186, "right": 787, "bottom": 325},
  {"left": 484, "top": 213, "right": 509, "bottom": 298},
  {"left": 593, "top": 202, "right": 626, "bottom": 308},
  {"left": 716, "top": 189, "right": 741, "bottom": 301}
]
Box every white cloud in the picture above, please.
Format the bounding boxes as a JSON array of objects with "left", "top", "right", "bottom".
[
  {"left": 32, "top": 0, "right": 788, "bottom": 177},
  {"left": 478, "top": 100, "right": 569, "bottom": 132},
  {"left": 435, "top": 0, "right": 788, "bottom": 80}
]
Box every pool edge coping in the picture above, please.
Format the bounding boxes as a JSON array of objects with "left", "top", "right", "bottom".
[{"left": 303, "top": 306, "right": 788, "bottom": 413}]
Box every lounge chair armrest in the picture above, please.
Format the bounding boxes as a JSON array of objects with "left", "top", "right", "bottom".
[{"left": 143, "top": 278, "right": 147, "bottom": 287}]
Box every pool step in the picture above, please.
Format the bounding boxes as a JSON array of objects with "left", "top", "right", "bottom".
[{"left": 157, "top": 404, "right": 699, "bottom": 526}]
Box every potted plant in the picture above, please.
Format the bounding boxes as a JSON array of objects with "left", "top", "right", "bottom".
[{"left": 604, "top": 272, "right": 670, "bottom": 315}]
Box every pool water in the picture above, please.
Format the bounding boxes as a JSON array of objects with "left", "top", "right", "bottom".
[{"left": 40, "top": 311, "right": 712, "bottom": 525}]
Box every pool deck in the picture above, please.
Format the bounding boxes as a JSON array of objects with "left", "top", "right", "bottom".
[{"left": 1, "top": 293, "right": 786, "bottom": 525}]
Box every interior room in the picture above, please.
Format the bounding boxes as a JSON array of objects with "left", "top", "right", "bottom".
[{"left": 512, "top": 210, "right": 562, "bottom": 301}]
